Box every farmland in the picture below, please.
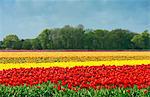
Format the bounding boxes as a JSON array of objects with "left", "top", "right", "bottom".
[
  {"left": 1, "top": 0, "right": 150, "bottom": 96},
  {"left": 0, "top": 51, "right": 150, "bottom": 96}
]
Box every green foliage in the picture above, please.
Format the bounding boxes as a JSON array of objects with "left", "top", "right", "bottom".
[
  {"left": 131, "top": 30, "right": 150, "bottom": 49},
  {"left": 31, "top": 38, "right": 42, "bottom": 50},
  {"left": 22, "top": 39, "right": 32, "bottom": 50},
  {"left": 2, "top": 34, "right": 21, "bottom": 49},
  {"left": 131, "top": 34, "right": 144, "bottom": 49},
  {"left": 0, "top": 82, "right": 149, "bottom": 97},
  {"left": 38, "top": 29, "right": 51, "bottom": 49},
  {"left": 106, "top": 29, "right": 136, "bottom": 49},
  {"left": 0, "top": 41, "right": 2, "bottom": 49},
  {"left": 1, "top": 25, "right": 150, "bottom": 50},
  {"left": 83, "top": 29, "right": 109, "bottom": 49}
]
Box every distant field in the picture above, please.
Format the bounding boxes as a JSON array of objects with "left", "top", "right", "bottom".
[
  {"left": 0, "top": 51, "right": 150, "bottom": 69},
  {"left": 0, "top": 51, "right": 150, "bottom": 58}
]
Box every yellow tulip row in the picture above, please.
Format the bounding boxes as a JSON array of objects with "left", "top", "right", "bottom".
[
  {"left": 0, "top": 56, "right": 150, "bottom": 63},
  {"left": 1, "top": 60, "right": 150, "bottom": 70},
  {"left": 0, "top": 51, "right": 150, "bottom": 63}
]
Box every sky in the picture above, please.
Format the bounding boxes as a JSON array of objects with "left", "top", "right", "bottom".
[{"left": 0, "top": 0, "right": 150, "bottom": 40}]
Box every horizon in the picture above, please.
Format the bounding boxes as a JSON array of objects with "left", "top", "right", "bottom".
[{"left": 0, "top": 0, "right": 150, "bottom": 40}]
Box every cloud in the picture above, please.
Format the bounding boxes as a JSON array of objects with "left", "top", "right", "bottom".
[{"left": 0, "top": 0, "right": 149, "bottom": 40}]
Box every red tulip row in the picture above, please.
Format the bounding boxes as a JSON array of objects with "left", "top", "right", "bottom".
[{"left": 0, "top": 65, "right": 150, "bottom": 90}]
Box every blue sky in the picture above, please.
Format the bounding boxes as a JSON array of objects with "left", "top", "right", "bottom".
[{"left": 0, "top": 0, "right": 150, "bottom": 40}]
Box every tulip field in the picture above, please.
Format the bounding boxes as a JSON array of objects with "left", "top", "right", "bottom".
[{"left": 0, "top": 51, "right": 150, "bottom": 97}]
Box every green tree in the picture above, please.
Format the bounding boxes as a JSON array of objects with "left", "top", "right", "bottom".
[
  {"left": 48, "top": 28, "right": 62, "bottom": 49},
  {"left": 38, "top": 25, "right": 85, "bottom": 50},
  {"left": 2, "top": 25, "right": 149, "bottom": 50},
  {"left": 131, "top": 30, "right": 150, "bottom": 49},
  {"left": 93, "top": 29, "right": 109, "bottom": 49},
  {"left": 131, "top": 34, "right": 144, "bottom": 49},
  {"left": 31, "top": 38, "right": 42, "bottom": 50},
  {"left": 83, "top": 29, "right": 109, "bottom": 50},
  {"left": 2, "top": 34, "right": 21, "bottom": 49},
  {"left": 83, "top": 31, "right": 95, "bottom": 49},
  {"left": 106, "top": 29, "right": 135, "bottom": 49},
  {"left": 22, "top": 39, "right": 32, "bottom": 50},
  {"left": 0, "top": 41, "right": 2, "bottom": 49},
  {"left": 38, "top": 29, "right": 51, "bottom": 49},
  {"left": 58, "top": 25, "right": 74, "bottom": 49},
  {"left": 59, "top": 25, "right": 85, "bottom": 49},
  {"left": 141, "top": 30, "right": 150, "bottom": 49}
]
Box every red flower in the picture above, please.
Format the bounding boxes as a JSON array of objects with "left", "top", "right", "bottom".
[
  {"left": 53, "top": 86, "right": 57, "bottom": 88},
  {"left": 62, "top": 88, "right": 66, "bottom": 92},
  {"left": 144, "top": 90, "right": 148, "bottom": 94},
  {"left": 37, "top": 86, "right": 41, "bottom": 89},
  {"left": 57, "top": 85, "right": 61, "bottom": 90},
  {"left": 126, "top": 90, "right": 130, "bottom": 93},
  {"left": 0, "top": 65, "right": 150, "bottom": 91}
]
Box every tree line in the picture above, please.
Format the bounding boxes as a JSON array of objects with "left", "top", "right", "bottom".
[{"left": 0, "top": 25, "right": 150, "bottom": 50}]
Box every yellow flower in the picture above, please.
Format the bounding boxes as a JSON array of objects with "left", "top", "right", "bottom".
[{"left": 0, "top": 60, "right": 150, "bottom": 70}]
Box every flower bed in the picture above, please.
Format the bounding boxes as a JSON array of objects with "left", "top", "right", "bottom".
[
  {"left": 1, "top": 65, "right": 150, "bottom": 88},
  {"left": 0, "top": 65, "right": 150, "bottom": 96},
  {"left": 0, "top": 51, "right": 150, "bottom": 96}
]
